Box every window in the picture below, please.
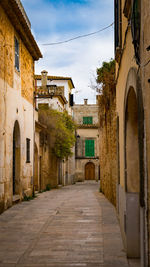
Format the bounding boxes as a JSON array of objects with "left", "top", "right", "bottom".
[
  {"left": 115, "top": 0, "right": 122, "bottom": 50},
  {"left": 69, "top": 93, "right": 74, "bottom": 106},
  {"left": 15, "top": 37, "right": 19, "bottom": 71},
  {"left": 85, "top": 139, "right": 95, "bottom": 157},
  {"left": 26, "top": 138, "right": 30, "bottom": 163},
  {"left": 131, "top": 0, "right": 140, "bottom": 63},
  {"left": 83, "top": 117, "right": 93, "bottom": 125}
]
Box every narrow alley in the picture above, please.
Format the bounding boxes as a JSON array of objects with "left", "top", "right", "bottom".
[{"left": 0, "top": 182, "right": 130, "bottom": 267}]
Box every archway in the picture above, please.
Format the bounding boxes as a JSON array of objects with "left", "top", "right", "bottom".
[
  {"left": 34, "top": 143, "right": 39, "bottom": 191},
  {"left": 125, "top": 87, "right": 140, "bottom": 258},
  {"left": 13, "top": 121, "right": 21, "bottom": 195},
  {"left": 85, "top": 162, "right": 95, "bottom": 180}
]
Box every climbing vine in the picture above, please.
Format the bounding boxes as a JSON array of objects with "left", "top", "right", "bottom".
[{"left": 96, "top": 59, "right": 116, "bottom": 127}]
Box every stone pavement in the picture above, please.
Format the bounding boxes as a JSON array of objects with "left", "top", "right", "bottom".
[{"left": 0, "top": 181, "right": 138, "bottom": 267}]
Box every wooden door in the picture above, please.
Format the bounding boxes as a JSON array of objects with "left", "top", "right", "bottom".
[{"left": 85, "top": 162, "right": 95, "bottom": 180}]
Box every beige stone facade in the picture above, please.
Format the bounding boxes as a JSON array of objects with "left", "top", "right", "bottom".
[
  {"left": 115, "top": 0, "right": 150, "bottom": 265},
  {"left": 0, "top": 0, "right": 42, "bottom": 212},
  {"left": 73, "top": 99, "right": 99, "bottom": 182}
]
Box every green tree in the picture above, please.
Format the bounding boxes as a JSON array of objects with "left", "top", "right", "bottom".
[{"left": 39, "top": 106, "right": 76, "bottom": 159}]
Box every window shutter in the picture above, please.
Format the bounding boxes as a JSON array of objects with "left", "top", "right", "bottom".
[
  {"left": 83, "top": 117, "right": 93, "bottom": 125},
  {"left": 83, "top": 117, "right": 87, "bottom": 124},
  {"left": 69, "top": 94, "right": 74, "bottom": 106},
  {"left": 85, "top": 140, "right": 95, "bottom": 157}
]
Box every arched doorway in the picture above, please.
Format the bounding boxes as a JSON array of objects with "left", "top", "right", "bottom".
[
  {"left": 125, "top": 87, "right": 140, "bottom": 258},
  {"left": 85, "top": 162, "right": 95, "bottom": 180},
  {"left": 13, "top": 121, "right": 21, "bottom": 195},
  {"left": 34, "top": 143, "right": 39, "bottom": 191}
]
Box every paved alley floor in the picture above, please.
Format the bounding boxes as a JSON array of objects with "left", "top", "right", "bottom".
[{"left": 0, "top": 182, "right": 135, "bottom": 267}]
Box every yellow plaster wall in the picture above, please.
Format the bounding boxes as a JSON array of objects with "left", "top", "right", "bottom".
[{"left": 116, "top": 27, "right": 137, "bottom": 189}]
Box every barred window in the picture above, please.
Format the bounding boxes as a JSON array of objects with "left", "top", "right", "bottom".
[
  {"left": 26, "top": 138, "right": 30, "bottom": 163},
  {"left": 15, "top": 37, "right": 19, "bottom": 71}
]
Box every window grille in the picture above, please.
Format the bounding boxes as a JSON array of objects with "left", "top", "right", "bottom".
[
  {"left": 26, "top": 138, "right": 30, "bottom": 163},
  {"left": 15, "top": 37, "right": 19, "bottom": 71}
]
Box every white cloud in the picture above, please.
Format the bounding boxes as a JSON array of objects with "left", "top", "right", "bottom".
[
  {"left": 36, "top": 30, "right": 114, "bottom": 104},
  {"left": 22, "top": 0, "right": 114, "bottom": 103}
]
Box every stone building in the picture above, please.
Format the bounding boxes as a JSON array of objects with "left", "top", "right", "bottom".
[
  {"left": 0, "top": 0, "right": 42, "bottom": 212},
  {"left": 34, "top": 71, "right": 75, "bottom": 188},
  {"left": 115, "top": 0, "right": 150, "bottom": 265},
  {"left": 73, "top": 99, "right": 99, "bottom": 182},
  {"left": 98, "top": 78, "right": 117, "bottom": 206}
]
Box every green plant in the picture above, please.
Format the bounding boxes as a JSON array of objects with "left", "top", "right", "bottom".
[
  {"left": 23, "top": 195, "right": 37, "bottom": 201},
  {"left": 45, "top": 184, "right": 51, "bottom": 191},
  {"left": 99, "top": 187, "right": 102, "bottom": 193},
  {"left": 96, "top": 59, "right": 116, "bottom": 127},
  {"left": 39, "top": 107, "right": 76, "bottom": 159}
]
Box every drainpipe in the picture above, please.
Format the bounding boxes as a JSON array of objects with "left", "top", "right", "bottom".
[{"left": 32, "top": 74, "right": 35, "bottom": 197}]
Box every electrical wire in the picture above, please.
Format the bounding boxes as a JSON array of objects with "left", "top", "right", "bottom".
[
  {"left": 41, "top": 22, "right": 114, "bottom": 46},
  {"left": 0, "top": 22, "right": 114, "bottom": 48}
]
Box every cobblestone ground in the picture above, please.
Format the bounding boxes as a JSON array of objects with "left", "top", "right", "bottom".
[{"left": 0, "top": 182, "right": 138, "bottom": 267}]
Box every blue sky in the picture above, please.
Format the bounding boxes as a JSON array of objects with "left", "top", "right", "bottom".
[{"left": 22, "top": 0, "right": 114, "bottom": 103}]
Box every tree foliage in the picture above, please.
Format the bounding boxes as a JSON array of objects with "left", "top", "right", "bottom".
[
  {"left": 39, "top": 106, "right": 76, "bottom": 159},
  {"left": 96, "top": 59, "right": 116, "bottom": 126}
]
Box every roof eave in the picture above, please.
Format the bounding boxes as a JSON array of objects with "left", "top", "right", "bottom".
[{"left": 0, "top": 0, "right": 42, "bottom": 60}]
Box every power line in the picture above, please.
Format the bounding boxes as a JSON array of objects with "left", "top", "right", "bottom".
[{"left": 41, "top": 22, "right": 114, "bottom": 46}]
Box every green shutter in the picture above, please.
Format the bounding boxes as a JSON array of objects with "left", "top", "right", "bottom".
[
  {"left": 83, "top": 117, "right": 93, "bottom": 125},
  {"left": 88, "top": 117, "right": 93, "bottom": 124},
  {"left": 85, "top": 140, "right": 95, "bottom": 157},
  {"left": 83, "top": 117, "right": 87, "bottom": 124}
]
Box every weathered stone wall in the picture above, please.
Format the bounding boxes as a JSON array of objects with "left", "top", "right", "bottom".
[
  {"left": 73, "top": 103, "right": 99, "bottom": 125},
  {"left": 140, "top": 1, "right": 150, "bottom": 263},
  {"left": 21, "top": 43, "right": 34, "bottom": 104},
  {"left": 40, "top": 132, "right": 58, "bottom": 190},
  {"left": 0, "top": 6, "right": 14, "bottom": 88},
  {"left": 99, "top": 97, "right": 117, "bottom": 206},
  {"left": 0, "top": 4, "right": 36, "bottom": 213}
]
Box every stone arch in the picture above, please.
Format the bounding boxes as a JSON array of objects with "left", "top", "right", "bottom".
[
  {"left": 125, "top": 87, "right": 140, "bottom": 192},
  {"left": 124, "top": 68, "right": 144, "bottom": 258},
  {"left": 124, "top": 67, "right": 144, "bottom": 205},
  {"left": 12, "top": 121, "right": 21, "bottom": 195},
  {"left": 85, "top": 162, "right": 95, "bottom": 180}
]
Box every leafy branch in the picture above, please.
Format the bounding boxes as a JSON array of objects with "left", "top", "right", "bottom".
[{"left": 39, "top": 106, "right": 76, "bottom": 159}]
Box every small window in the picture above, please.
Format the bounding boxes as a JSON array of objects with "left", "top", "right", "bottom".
[
  {"left": 26, "top": 138, "right": 30, "bottom": 163},
  {"left": 85, "top": 139, "right": 95, "bottom": 157},
  {"left": 83, "top": 117, "right": 93, "bottom": 125},
  {"left": 15, "top": 37, "right": 19, "bottom": 71}
]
